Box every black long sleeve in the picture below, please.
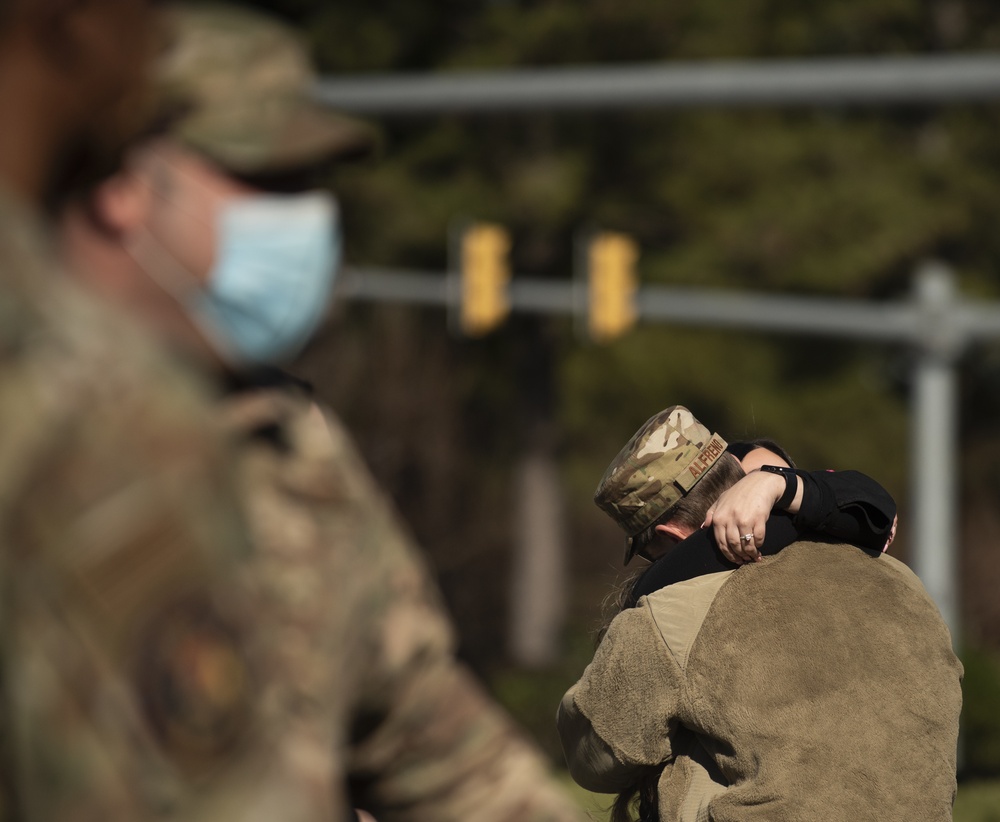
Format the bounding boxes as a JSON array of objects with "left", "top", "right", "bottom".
[
  {"left": 629, "top": 469, "right": 896, "bottom": 603},
  {"left": 793, "top": 469, "right": 896, "bottom": 553}
]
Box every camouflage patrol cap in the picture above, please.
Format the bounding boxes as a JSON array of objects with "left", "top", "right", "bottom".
[
  {"left": 594, "top": 406, "right": 728, "bottom": 564},
  {"left": 158, "top": 3, "right": 376, "bottom": 174}
]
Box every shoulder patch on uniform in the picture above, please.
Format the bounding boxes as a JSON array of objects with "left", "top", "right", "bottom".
[{"left": 134, "top": 597, "right": 254, "bottom": 769}]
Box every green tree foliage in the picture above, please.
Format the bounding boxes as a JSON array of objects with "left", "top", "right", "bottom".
[{"left": 258, "top": 0, "right": 1000, "bottom": 736}]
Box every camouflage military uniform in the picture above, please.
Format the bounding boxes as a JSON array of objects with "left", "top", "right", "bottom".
[
  {"left": 45, "top": 3, "right": 584, "bottom": 817},
  {"left": 222, "top": 380, "right": 584, "bottom": 822},
  {"left": 0, "top": 190, "right": 358, "bottom": 820}
]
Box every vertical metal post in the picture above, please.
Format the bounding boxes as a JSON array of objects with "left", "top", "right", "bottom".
[
  {"left": 508, "top": 322, "right": 565, "bottom": 668},
  {"left": 509, "top": 450, "right": 566, "bottom": 667},
  {"left": 910, "top": 262, "right": 961, "bottom": 645}
]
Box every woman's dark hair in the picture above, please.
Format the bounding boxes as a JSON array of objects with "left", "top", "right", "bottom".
[
  {"left": 725, "top": 438, "right": 796, "bottom": 468},
  {"left": 610, "top": 770, "right": 660, "bottom": 822}
]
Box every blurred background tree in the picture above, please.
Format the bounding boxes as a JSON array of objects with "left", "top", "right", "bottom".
[{"left": 244, "top": 0, "right": 1000, "bottom": 774}]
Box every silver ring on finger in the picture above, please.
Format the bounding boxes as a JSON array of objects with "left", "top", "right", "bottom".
[{"left": 741, "top": 533, "right": 753, "bottom": 543}]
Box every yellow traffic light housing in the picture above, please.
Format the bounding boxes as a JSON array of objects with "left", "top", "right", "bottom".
[
  {"left": 459, "top": 223, "right": 511, "bottom": 337},
  {"left": 587, "top": 231, "right": 638, "bottom": 342}
]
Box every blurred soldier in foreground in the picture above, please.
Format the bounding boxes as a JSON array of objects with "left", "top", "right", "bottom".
[
  {"left": 0, "top": 0, "right": 329, "bottom": 819},
  {"left": 61, "top": 4, "right": 585, "bottom": 821},
  {"left": 558, "top": 406, "right": 962, "bottom": 822}
]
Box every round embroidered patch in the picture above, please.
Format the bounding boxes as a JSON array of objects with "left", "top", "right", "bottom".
[{"left": 135, "top": 597, "right": 253, "bottom": 766}]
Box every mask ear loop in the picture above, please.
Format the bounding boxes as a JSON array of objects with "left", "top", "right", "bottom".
[
  {"left": 123, "top": 224, "right": 200, "bottom": 299},
  {"left": 123, "top": 224, "right": 240, "bottom": 363}
]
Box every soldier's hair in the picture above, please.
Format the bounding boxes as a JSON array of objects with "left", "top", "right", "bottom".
[{"left": 627, "top": 452, "right": 746, "bottom": 561}]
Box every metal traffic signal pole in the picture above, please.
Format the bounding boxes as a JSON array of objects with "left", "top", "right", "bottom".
[
  {"left": 319, "top": 50, "right": 1000, "bottom": 646},
  {"left": 314, "top": 54, "right": 1000, "bottom": 114},
  {"left": 911, "top": 264, "right": 962, "bottom": 638},
  {"left": 337, "top": 261, "right": 994, "bottom": 645}
]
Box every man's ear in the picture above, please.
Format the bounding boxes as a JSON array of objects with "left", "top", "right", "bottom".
[
  {"left": 655, "top": 522, "right": 691, "bottom": 541},
  {"left": 88, "top": 161, "right": 151, "bottom": 237}
]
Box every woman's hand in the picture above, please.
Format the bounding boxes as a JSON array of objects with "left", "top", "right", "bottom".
[
  {"left": 884, "top": 514, "right": 898, "bottom": 551},
  {"left": 703, "top": 470, "right": 787, "bottom": 564}
]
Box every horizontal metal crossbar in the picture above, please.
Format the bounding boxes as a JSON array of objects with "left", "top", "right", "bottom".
[
  {"left": 314, "top": 55, "right": 1000, "bottom": 115},
  {"left": 338, "top": 265, "right": 1000, "bottom": 349}
]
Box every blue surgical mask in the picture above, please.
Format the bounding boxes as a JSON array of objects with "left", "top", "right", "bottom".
[{"left": 191, "top": 191, "right": 341, "bottom": 365}]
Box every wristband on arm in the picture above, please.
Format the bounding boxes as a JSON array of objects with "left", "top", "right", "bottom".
[{"left": 759, "top": 464, "right": 800, "bottom": 510}]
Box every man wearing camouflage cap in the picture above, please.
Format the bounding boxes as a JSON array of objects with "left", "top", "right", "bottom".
[
  {"left": 61, "top": 4, "right": 585, "bottom": 821},
  {"left": 558, "top": 405, "right": 962, "bottom": 821},
  {"left": 0, "top": 1, "right": 314, "bottom": 818}
]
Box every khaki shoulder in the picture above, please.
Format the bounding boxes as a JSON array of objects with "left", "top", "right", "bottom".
[{"left": 643, "top": 570, "right": 734, "bottom": 670}]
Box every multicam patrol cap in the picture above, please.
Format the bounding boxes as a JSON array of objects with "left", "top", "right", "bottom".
[
  {"left": 594, "top": 406, "right": 728, "bottom": 564},
  {"left": 157, "top": 3, "right": 376, "bottom": 174}
]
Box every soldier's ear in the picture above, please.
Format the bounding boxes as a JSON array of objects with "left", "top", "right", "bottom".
[
  {"left": 89, "top": 157, "right": 152, "bottom": 237},
  {"left": 655, "top": 522, "right": 691, "bottom": 542}
]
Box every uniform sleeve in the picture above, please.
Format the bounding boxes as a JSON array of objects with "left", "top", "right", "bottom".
[
  {"left": 352, "top": 659, "right": 584, "bottom": 822},
  {"left": 314, "top": 412, "right": 584, "bottom": 822},
  {"left": 557, "top": 685, "right": 637, "bottom": 793},
  {"left": 558, "top": 604, "right": 683, "bottom": 794}
]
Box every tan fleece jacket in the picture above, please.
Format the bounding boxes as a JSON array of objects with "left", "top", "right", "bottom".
[{"left": 558, "top": 543, "right": 963, "bottom": 822}]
